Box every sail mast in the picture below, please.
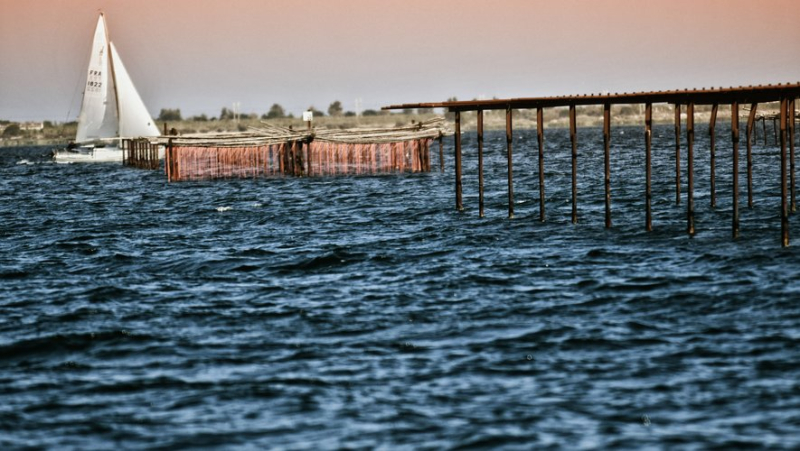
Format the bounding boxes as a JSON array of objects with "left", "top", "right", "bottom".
[{"left": 103, "top": 12, "right": 121, "bottom": 135}]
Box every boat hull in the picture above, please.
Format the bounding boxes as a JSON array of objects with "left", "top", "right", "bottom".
[
  {"left": 53, "top": 145, "right": 165, "bottom": 164},
  {"left": 53, "top": 146, "right": 124, "bottom": 163}
]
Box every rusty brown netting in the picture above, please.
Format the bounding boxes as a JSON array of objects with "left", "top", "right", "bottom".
[{"left": 162, "top": 117, "right": 449, "bottom": 182}]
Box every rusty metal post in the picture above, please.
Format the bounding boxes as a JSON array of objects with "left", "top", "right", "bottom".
[
  {"left": 604, "top": 103, "right": 611, "bottom": 228},
  {"left": 774, "top": 117, "right": 779, "bottom": 146},
  {"left": 438, "top": 135, "right": 444, "bottom": 173},
  {"left": 166, "top": 138, "right": 173, "bottom": 182},
  {"left": 732, "top": 102, "right": 740, "bottom": 239},
  {"left": 537, "top": 107, "right": 545, "bottom": 222},
  {"left": 780, "top": 98, "right": 789, "bottom": 246},
  {"left": 477, "top": 109, "right": 485, "bottom": 218},
  {"left": 747, "top": 104, "right": 758, "bottom": 208},
  {"left": 570, "top": 104, "right": 578, "bottom": 224},
  {"left": 709, "top": 103, "right": 718, "bottom": 208},
  {"left": 675, "top": 104, "right": 682, "bottom": 205},
  {"left": 506, "top": 106, "right": 514, "bottom": 219},
  {"left": 687, "top": 103, "right": 695, "bottom": 236},
  {"left": 645, "top": 102, "right": 653, "bottom": 232},
  {"left": 790, "top": 98, "right": 796, "bottom": 213},
  {"left": 455, "top": 111, "right": 463, "bottom": 211}
]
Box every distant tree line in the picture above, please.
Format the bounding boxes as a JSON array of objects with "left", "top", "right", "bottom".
[
  {"left": 2, "top": 123, "right": 21, "bottom": 137},
  {"left": 154, "top": 99, "right": 437, "bottom": 123},
  {"left": 157, "top": 108, "right": 183, "bottom": 121}
]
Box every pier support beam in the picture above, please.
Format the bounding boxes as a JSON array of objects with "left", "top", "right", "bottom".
[
  {"left": 747, "top": 104, "right": 758, "bottom": 208},
  {"left": 478, "top": 110, "right": 485, "bottom": 218},
  {"left": 166, "top": 138, "right": 174, "bottom": 182},
  {"left": 506, "top": 106, "right": 515, "bottom": 219},
  {"left": 774, "top": 117, "right": 779, "bottom": 145},
  {"left": 781, "top": 98, "right": 789, "bottom": 246},
  {"left": 604, "top": 103, "right": 611, "bottom": 228},
  {"left": 732, "top": 102, "right": 740, "bottom": 239},
  {"left": 790, "top": 98, "right": 796, "bottom": 213},
  {"left": 438, "top": 135, "right": 444, "bottom": 173},
  {"left": 675, "top": 104, "right": 682, "bottom": 205},
  {"left": 306, "top": 141, "right": 312, "bottom": 177},
  {"left": 687, "top": 103, "right": 696, "bottom": 237},
  {"left": 709, "top": 103, "right": 718, "bottom": 208},
  {"left": 645, "top": 102, "right": 653, "bottom": 232},
  {"left": 537, "top": 107, "right": 545, "bottom": 222},
  {"left": 570, "top": 104, "right": 578, "bottom": 224},
  {"left": 455, "top": 111, "right": 463, "bottom": 211}
]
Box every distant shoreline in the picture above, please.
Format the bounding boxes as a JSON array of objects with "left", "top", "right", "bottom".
[{"left": 1, "top": 103, "right": 780, "bottom": 148}]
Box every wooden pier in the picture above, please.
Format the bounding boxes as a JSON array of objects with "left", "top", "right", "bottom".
[
  {"left": 122, "top": 138, "right": 161, "bottom": 170},
  {"left": 384, "top": 83, "right": 800, "bottom": 247}
]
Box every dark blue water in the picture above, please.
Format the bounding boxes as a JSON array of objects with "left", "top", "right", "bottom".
[{"left": 2, "top": 125, "right": 799, "bottom": 449}]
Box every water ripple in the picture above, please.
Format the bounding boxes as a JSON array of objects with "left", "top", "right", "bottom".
[{"left": 2, "top": 131, "right": 800, "bottom": 448}]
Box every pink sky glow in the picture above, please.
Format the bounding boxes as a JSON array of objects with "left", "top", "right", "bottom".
[{"left": 1, "top": 0, "right": 799, "bottom": 121}]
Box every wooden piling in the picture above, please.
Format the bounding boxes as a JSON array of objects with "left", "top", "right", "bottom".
[
  {"left": 762, "top": 116, "right": 768, "bottom": 145},
  {"left": 675, "top": 104, "right": 682, "bottom": 205},
  {"left": 278, "top": 143, "right": 285, "bottom": 175},
  {"left": 774, "top": 117, "right": 779, "bottom": 145},
  {"left": 425, "top": 139, "right": 431, "bottom": 172},
  {"left": 732, "top": 102, "right": 740, "bottom": 239},
  {"left": 439, "top": 135, "right": 444, "bottom": 173},
  {"left": 645, "top": 102, "right": 653, "bottom": 232},
  {"left": 506, "top": 106, "right": 514, "bottom": 219},
  {"left": 790, "top": 98, "right": 796, "bottom": 213},
  {"left": 604, "top": 103, "right": 611, "bottom": 228},
  {"left": 293, "top": 142, "right": 300, "bottom": 176},
  {"left": 455, "top": 111, "right": 463, "bottom": 211},
  {"left": 570, "top": 104, "right": 578, "bottom": 224},
  {"left": 306, "top": 139, "right": 312, "bottom": 177},
  {"left": 709, "top": 103, "right": 718, "bottom": 208},
  {"left": 283, "top": 142, "right": 291, "bottom": 175},
  {"left": 166, "top": 139, "right": 173, "bottom": 182},
  {"left": 747, "top": 104, "right": 758, "bottom": 208},
  {"left": 160, "top": 140, "right": 165, "bottom": 178},
  {"left": 781, "top": 98, "right": 789, "bottom": 247},
  {"left": 537, "top": 107, "right": 545, "bottom": 222},
  {"left": 477, "top": 109, "right": 485, "bottom": 218},
  {"left": 687, "top": 103, "right": 696, "bottom": 236}
]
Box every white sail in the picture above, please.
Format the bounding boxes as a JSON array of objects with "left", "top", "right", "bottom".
[
  {"left": 57, "top": 13, "right": 161, "bottom": 163},
  {"left": 110, "top": 42, "right": 159, "bottom": 138},
  {"left": 75, "top": 14, "right": 118, "bottom": 143}
]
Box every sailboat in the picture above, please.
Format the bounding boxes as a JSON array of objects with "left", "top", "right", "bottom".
[{"left": 54, "top": 13, "right": 160, "bottom": 163}]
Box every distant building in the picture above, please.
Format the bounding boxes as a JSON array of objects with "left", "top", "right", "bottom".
[{"left": 20, "top": 122, "right": 44, "bottom": 131}]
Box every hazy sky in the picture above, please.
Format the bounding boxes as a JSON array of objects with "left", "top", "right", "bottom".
[{"left": 1, "top": 0, "right": 799, "bottom": 121}]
